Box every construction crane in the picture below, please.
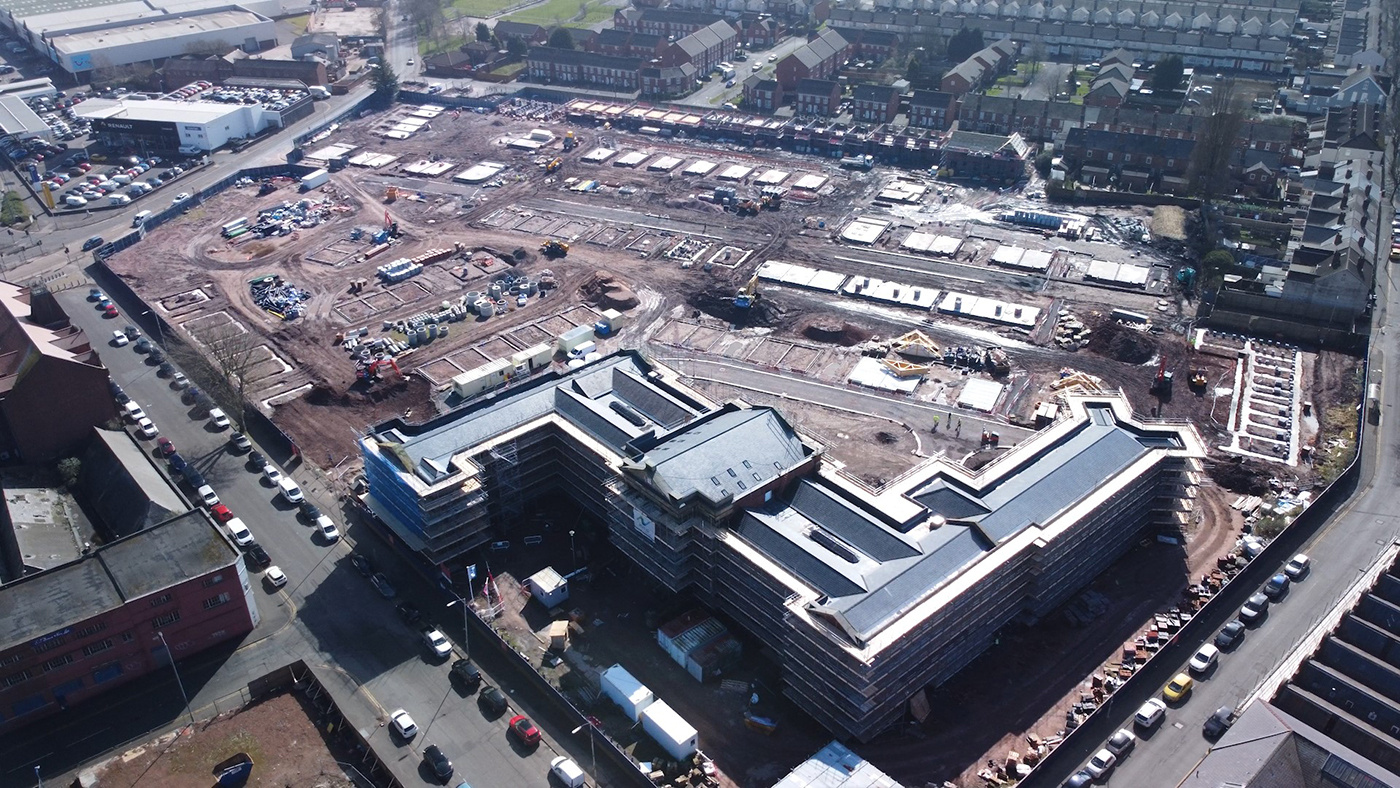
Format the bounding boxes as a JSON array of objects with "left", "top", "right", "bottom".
[{"left": 734, "top": 275, "right": 760, "bottom": 309}]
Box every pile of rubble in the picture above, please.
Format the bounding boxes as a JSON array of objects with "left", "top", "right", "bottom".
[
  {"left": 1053, "top": 311, "right": 1092, "bottom": 350},
  {"left": 244, "top": 197, "right": 346, "bottom": 239},
  {"left": 250, "top": 275, "right": 309, "bottom": 320}
]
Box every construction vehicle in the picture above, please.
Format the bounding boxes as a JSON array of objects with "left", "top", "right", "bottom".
[
  {"left": 357, "top": 356, "right": 402, "bottom": 383},
  {"left": 545, "top": 157, "right": 563, "bottom": 174},
  {"left": 1150, "top": 357, "right": 1173, "bottom": 396},
  {"left": 384, "top": 186, "right": 399, "bottom": 203},
  {"left": 734, "top": 199, "right": 760, "bottom": 216},
  {"left": 562, "top": 131, "right": 576, "bottom": 151},
  {"left": 540, "top": 240, "right": 569, "bottom": 258},
  {"left": 258, "top": 179, "right": 278, "bottom": 195},
  {"left": 734, "top": 275, "right": 760, "bottom": 309},
  {"left": 1189, "top": 370, "right": 1208, "bottom": 390}
]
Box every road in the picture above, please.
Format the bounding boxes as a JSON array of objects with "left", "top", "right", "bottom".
[
  {"left": 676, "top": 38, "right": 809, "bottom": 110},
  {"left": 1028, "top": 244, "right": 1400, "bottom": 785},
  {"left": 1, "top": 286, "right": 625, "bottom": 787}
]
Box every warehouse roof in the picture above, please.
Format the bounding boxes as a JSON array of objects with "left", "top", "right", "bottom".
[
  {"left": 0, "top": 94, "right": 47, "bottom": 137},
  {"left": 48, "top": 8, "right": 269, "bottom": 54},
  {"left": 77, "top": 97, "right": 250, "bottom": 124}
]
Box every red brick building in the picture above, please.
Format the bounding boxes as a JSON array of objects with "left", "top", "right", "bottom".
[
  {"left": 660, "top": 20, "right": 738, "bottom": 75},
  {"left": 829, "top": 27, "right": 900, "bottom": 63},
  {"left": 795, "top": 78, "right": 842, "bottom": 117},
  {"left": 909, "top": 90, "right": 958, "bottom": 130},
  {"left": 775, "top": 29, "right": 848, "bottom": 90},
  {"left": 640, "top": 63, "right": 698, "bottom": 98},
  {"left": 743, "top": 75, "right": 784, "bottom": 112},
  {"left": 596, "top": 29, "right": 668, "bottom": 59},
  {"left": 0, "top": 282, "right": 117, "bottom": 464},
  {"left": 614, "top": 7, "right": 725, "bottom": 39},
  {"left": 0, "top": 510, "right": 255, "bottom": 733},
  {"left": 526, "top": 47, "right": 642, "bottom": 92},
  {"left": 851, "top": 83, "right": 900, "bottom": 123}
]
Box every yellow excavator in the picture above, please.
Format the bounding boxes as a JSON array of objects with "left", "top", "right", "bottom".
[
  {"left": 734, "top": 275, "right": 760, "bottom": 309},
  {"left": 540, "top": 240, "right": 569, "bottom": 258}
]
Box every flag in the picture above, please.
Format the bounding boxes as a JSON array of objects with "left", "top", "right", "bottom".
[{"left": 466, "top": 564, "right": 477, "bottom": 581}]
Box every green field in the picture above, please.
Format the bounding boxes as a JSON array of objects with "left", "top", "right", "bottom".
[
  {"left": 283, "top": 13, "right": 310, "bottom": 35},
  {"left": 450, "top": 0, "right": 523, "bottom": 17},
  {"left": 504, "top": 0, "right": 613, "bottom": 26}
]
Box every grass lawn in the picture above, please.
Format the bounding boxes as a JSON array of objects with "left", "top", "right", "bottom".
[
  {"left": 491, "top": 61, "right": 527, "bottom": 77},
  {"left": 450, "top": 0, "right": 521, "bottom": 17},
  {"left": 419, "top": 31, "right": 471, "bottom": 56},
  {"left": 505, "top": 0, "right": 612, "bottom": 26},
  {"left": 283, "top": 13, "right": 310, "bottom": 35}
]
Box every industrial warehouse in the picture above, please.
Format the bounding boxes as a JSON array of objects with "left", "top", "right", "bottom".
[
  {"left": 361, "top": 351, "right": 1205, "bottom": 740},
  {"left": 78, "top": 93, "right": 308, "bottom": 153}
]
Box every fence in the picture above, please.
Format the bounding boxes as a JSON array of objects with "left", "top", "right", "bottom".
[
  {"left": 1019, "top": 355, "right": 1371, "bottom": 787},
  {"left": 398, "top": 89, "right": 513, "bottom": 111}
]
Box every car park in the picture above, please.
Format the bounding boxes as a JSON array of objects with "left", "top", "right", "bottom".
[
  {"left": 1215, "top": 619, "right": 1246, "bottom": 649},
  {"left": 1188, "top": 643, "right": 1219, "bottom": 673},
  {"left": 389, "top": 709, "right": 418, "bottom": 739},
  {"left": 1240, "top": 592, "right": 1270, "bottom": 624},
  {"left": 1163, "top": 673, "right": 1193, "bottom": 702},
  {"left": 1084, "top": 748, "right": 1116, "bottom": 779},
  {"left": 423, "top": 744, "right": 452, "bottom": 782},
  {"left": 508, "top": 714, "right": 541, "bottom": 746},
  {"left": 1284, "top": 554, "right": 1310, "bottom": 580},
  {"left": 422, "top": 627, "right": 451, "bottom": 659},
  {"left": 264, "top": 565, "right": 287, "bottom": 587},
  {"left": 1263, "top": 573, "right": 1290, "bottom": 599},
  {"left": 1106, "top": 727, "right": 1135, "bottom": 756},
  {"left": 479, "top": 685, "right": 508, "bottom": 715},
  {"left": 226, "top": 518, "right": 254, "bottom": 546}
]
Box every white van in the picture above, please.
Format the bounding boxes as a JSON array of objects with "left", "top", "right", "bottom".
[
  {"left": 132, "top": 210, "right": 152, "bottom": 227},
  {"left": 277, "top": 476, "right": 304, "bottom": 504},
  {"left": 568, "top": 340, "right": 596, "bottom": 359},
  {"left": 108, "top": 194, "right": 131, "bottom": 205},
  {"left": 64, "top": 194, "right": 87, "bottom": 207},
  {"left": 549, "top": 757, "right": 585, "bottom": 788},
  {"left": 122, "top": 401, "right": 145, "bottom": 421},
  {"left": 177, "top": 144, "right": 202, "bottom": 155}
]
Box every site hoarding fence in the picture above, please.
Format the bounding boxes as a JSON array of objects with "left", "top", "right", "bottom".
[{"left": 1019, "top": 355, "right": 1371, "bottom": 787}]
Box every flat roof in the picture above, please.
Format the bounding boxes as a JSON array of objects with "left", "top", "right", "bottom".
[
  {"left": 77, "top": 97, "right": 251, "bottom": 124},
  {"left": 49, "top": 8, "right": 268, "bottom": 53},
  {"left": 774, "top": 741, "right": 904, "bottom": 788},
  {"left": 0, "top": 508, "right": 236, "bottom": 652},
  {"left": 0, "top": 94, "right": 47, "bottom": 136}
]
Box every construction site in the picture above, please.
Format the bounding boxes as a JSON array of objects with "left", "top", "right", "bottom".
[{"left": 102, "top": 97, "right": 1364, "bottom": 787}]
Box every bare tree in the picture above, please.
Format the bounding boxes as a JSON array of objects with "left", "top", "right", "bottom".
[
  {"left": 1186, "top": 77, "right": 1246, "bottom": 204},
  {"left": 202, "top": 321, "right": 262, "bottom": 426}
]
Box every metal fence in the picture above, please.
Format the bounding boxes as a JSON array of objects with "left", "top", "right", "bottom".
[
  {"left": 398, "top": 90, "right": 512, "bottom": 112},
  {"left": 1019, "top": 357, "right": 1371, "bottom": 787}
]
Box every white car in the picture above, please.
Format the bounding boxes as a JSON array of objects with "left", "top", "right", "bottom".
[
  {"left": 137, "top": 417, "right": 158, "bottom": 438},
  {"left": 1084, "top": 748, "right": 1116, "bottom": 779},
  {"left": 422, "top": 628, "right": 451, "bottom": 659},
  {"left": 111, "top": 330, "right": 129, "bottom": 346},
  {"left": 208, "top": 408, "right": 230, "bottom": 430},
  {"left": 197, "top": 484, "right": 220, "bottom": 507},
  {"left": 263, "top": 464, "right": 283, "bottom": 484},
  {"left": 316, "top": 515, "right": 340, "bottom": 542},
  {"left": 1105, "top": 727, "right": 1136, "bottom": 757},
  {"left": 226, "top": 517, "right": 254, "bottom": 546},
  {"left": 1134, "top": 698, "right": 1167, "bottom": 728},
  {"left": 172, "top": 192, "right": 190, "bottom": 204},
  {"left": 1189, "top": 643, "right": 1220, "bottom": 674},
  {"left": 1284, "top": 553, "right": 1311, "bottom": 580},
  {"left": 264, "top": 565, "right": 287, "bottom": 587},
  {"left": 389, "top": 709, "right": 418, "bottom": 739},
  {"left": 171, "top": 372, "right": 188, "bottom": 389}
]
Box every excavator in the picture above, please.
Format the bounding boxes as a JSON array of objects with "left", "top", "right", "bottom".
[
  {"left": 540, "top": 240, "right": 569, "bottom": 258},
  {"left": 357, "top": 356, "right": 402, "bottom": 383},
  {"left": 545, "top": 157, "right": 563, "bottom": 174},
  {"left": 734, "top": 275, "right": 760, "bottom": 310}
]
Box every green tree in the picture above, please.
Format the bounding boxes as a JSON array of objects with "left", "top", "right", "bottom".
[
  {"left": 57, "top": 457, "right": 81, "bottom": 489},
  {"left": 1066, "top": 64, "right": 1078, "bottom": 93},
  {"left": 371, "top": 61, "right": 400, "bottom": 106},
  {"left": 548, "top": 27, "right": 575, "bottom": 49},
  {"left": 1201, "top": 249, "right": 1235, "bottom": 275},
  {"left": 1187, "top": 77, "right": 1246, "bottom": 204},
  {"left": 946, "top": 28, "right": 984, "bottom": 62},
  {"left": 506, "top": 36, "right": 527, "bottom": 57},
  {"left": 1151, "top": 55, "right": 1184, "bottom": 92},
  {"left": 476, "top": 21, "right": 491, "bottom": 42},
  {"left": 906, "top": 52, "right": 923, "bottom": 82}
]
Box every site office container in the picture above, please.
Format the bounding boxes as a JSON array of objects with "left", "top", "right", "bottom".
[
  {"left": 599, "top": 664, "right": 654, "bottom": 722},
  {"left": 640, "top": 701, "right": 698, "bottom": 760}
]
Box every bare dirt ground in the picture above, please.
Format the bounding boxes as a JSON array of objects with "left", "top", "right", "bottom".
[{"left": 87, "top": 692, "right": 354, "bottom": 788}]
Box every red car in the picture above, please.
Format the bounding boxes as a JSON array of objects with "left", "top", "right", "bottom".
[
  {"left": 103, "top": 305, "right": 119, "bottom": 318},
  {"left": 210, "top": 503, "right": 234, "bottom": 522},
  {"left": 508, "top": 714, "right": 540, "bottom": 746},
  {"left": 157, "top": 437, "right": 176, "bottom": 457}
]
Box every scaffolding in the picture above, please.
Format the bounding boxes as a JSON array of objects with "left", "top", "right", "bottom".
[{"left": 489, "top": 439, "right": 525, "bottom": 523}]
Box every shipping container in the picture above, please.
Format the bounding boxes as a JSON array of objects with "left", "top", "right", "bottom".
[
  {"left": 641, "top": 701, "right": 698, "bottom": 760},
  {"left": 600, "top": 664, "right": 654, "bottom": 722},
  {"left": 300, "top": 168, "right": 330, "bottom": 190}
]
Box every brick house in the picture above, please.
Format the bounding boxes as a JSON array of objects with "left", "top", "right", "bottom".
[
  {"left": 734, "top": 13, "right": 780, "bottom": 48},
  {"left": 615, "top": 7, "right": 725, "bottom": 39},
  {"left": 526, "top": 47, "right": 641, "bottom": 92},
  {"left": 743, "top": 75, "right": 784, "bottom": 112},
  {"left": 776, "top": 28, "right": 849, "bottom": 90},
  {"left": 640, "top": 63, "right": 697, "bottom": 97},
  {"left": 941, "top": 37, "right": 1017, "bottom": 95},
  {"left": 851, "top": 83, "right": 900, "bottom": 123},
  {"left": 1062, "top": 127, "right": 1195, "bottom": 189},
  {"left": 940, "top": 130, "right": 1030, "bottom": 182},
  {"left": 830, "top": 27, "right": 900, "bottom": 63},
  {"left": 1084, "top": 62, "right": 1133, "bottom": 108},
  {"left": 661, "top": 20, "right": 738, "bottom": 75},
  {"left": 596, "top": 29, "right": 668, "bottom": 59},
  {"left": 492, "top": 21, "right": 548, "bottom": 46},
  {"left": 795, "top": 77, "right": 842, "bottom": 117},
  {"left": 909, "top": 89, "right": 957, "bottom": 130},
  {"left": 424, "top": 51, "right": 478, "bottom": 78}
]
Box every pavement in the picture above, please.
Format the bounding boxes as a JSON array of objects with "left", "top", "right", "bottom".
[{"left": 0, "top": 285, "right": 627, "bottom": 787}]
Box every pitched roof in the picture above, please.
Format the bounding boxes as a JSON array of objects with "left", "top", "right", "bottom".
[
  {"left": 526, "top": 47, "right": 641, "bottom": 71},
  {"left": 910, "top": 89, "right": 954, "bottom": 109},
  {"left": 853, "top": 82, "right": 898, "bottom": 102},
  {"left": 796, "top": 78, "right": 839, "bottom": 96},
  {"left": 493, "top": 20, "right": 545, "bottom": 39},
  {"left": 0, "top": 281, "right": 101, "bottom": 395},
  {"left": 628, "top": 407, "right": 809, "bottom": 505}
]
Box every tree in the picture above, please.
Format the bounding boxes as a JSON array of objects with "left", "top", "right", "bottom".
[
  {"left": 1027, "top": 39, "right": 1045, "bottom": 80},
  {"left": 548, "top": 27, "right": 575, "bottom": 50},
  {"left": 476, "top": 21, "right": 491, "bottom": 42},
  {"left": 57, "top": 457, "right": 81, "bottom": 489},
  {"left": 946, "top": 28, "right": 984, "bottom": 62},
  {"left": 1065, "top": 64, "right": 1078, "bottom": 93},
  {"left": 203, "top": 321, "right": 262, "bottom": 429},
  {"left": 506, "top": 36, "right": 527, "bottom": 58},
  {"left": 372, "top": 61, "right": 399, "bottom": 105},
  {"left": 1201, "top": 249, "right": 1235, "bottom": 275},
  {"left": 1187, "top": 77, "right": 1245, "bottom": 204},
  {"left": 1151, "top": 55, "right": 1184, "bottom": 92}
]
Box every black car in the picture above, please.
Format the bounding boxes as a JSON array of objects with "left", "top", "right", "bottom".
[
  {"left": 478, "top": 685, "right": 508, "bottom": 715},
  {"left": 245, "top": 543, "right": 271, "bottom": 568},
  {"left": 167, "top": 453, "right": 187, "bottom": 473},
  {"left": 182, "top": 385, "right": 201, "bottom": 404},
  {"left": 1203, "top": 706, "right": 1237, "bottom": 738},
  {"left": 157, "top": 361, "right": 175, "bottom": 377},
  {"left": 134, "top": 337, "right": 152, "bottom": 353},
  {"left": 395, "top": 602, "right": 422, "bottom": 625},
  {"left": 1215, "top": 619, "right": 1246, "bottom": 649},
  {"left": 422, "top": 745, "right": 453, "bottom": 782},
  {"left": 81, "top": 235, "right": 103, "bottom": 251},
  {"left": 248, "top": 450, "right": 266, "bottom": 468},
  {"left": 450, "top": 658, "right": 481, "bottom": 689},
  {"left": 298, "top": 501, "right": 322, "bottom": 520},
  {"left": 147, "top": 348, "right": 165, "bottom": 364},
  {"left": 182, "top": 467, "right": 205, "bottom": 487},
  {"left": 349, "top": 554, "right": 374, "bottom": 577}
]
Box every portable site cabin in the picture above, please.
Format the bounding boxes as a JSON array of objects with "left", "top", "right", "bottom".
[
  {"left": 600, "top": 664, "right": 654, "bottom": 721},
  {"left": 641, "top": 701, "right": 698, "bottom": 760},
  {"left": 525, "top": 567, "right": 569, "bottom": 609},
  {"left": 556, "top": 325, "right": 595, "bottom": 355}
]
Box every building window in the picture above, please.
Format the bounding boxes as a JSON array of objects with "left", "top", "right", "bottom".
[
  {"left": 32, "top": 636, "right": 67, "bottom": 654},
  {"left": 0, "top": 652, "right": 21, "bottom": 667},
  {"left": 1124, "top": 154, "right": 1132, "bottom": 163},
  {"left": 82, "top": 639, "right": 114, "bottom": 658},
  {"left": 75, "top": 622, "right": 108, "bottom": 639},
  {"left": 43, "top": 654, "right": 74, "bottom": 673},
  {"left": 3, "top": 669, "right": 31, "bottom": 687},
  {"left": 121, "top": 631, "right": 135, "bottom": 644},
  {"left": 149, "top": 593, "right": 173, "bottom": 608},
  {"left": 203, "top": 593, "right": 231, "bottom": 611},
  {"left": 202, "top": 574, "right": 224, "bottom": 588},
  {"left": 151, "top": 611, "right": 181, "bottom": 629}
]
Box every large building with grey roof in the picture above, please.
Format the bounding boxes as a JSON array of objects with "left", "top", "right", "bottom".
[{"left": 360, "top": 352, "right": 1204, "bottom": 740}]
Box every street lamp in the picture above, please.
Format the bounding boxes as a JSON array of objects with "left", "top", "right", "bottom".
[
  {"left": 140, "top": 309, "right": 165, "bottom": 345},
  {"left": 446, "top": 593, "right": 471, "bottom": 657},
  {"left": 569, "top": 530, "right": 577, "bottom": 571},
  {"left": 155, "top": 631, "right": 195, "bottom": 726},
  {"left": 571, "top": 721, "right": 597, "bottom": 785}
]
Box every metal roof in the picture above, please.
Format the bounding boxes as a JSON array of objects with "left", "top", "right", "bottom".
[
  {"left": 0, "top": 95, "right": 47, "bottom": 136},
  {"left": 773, "top": 741, "right": 904, "bottom": 788},
  {"left": 631, "top": 407, "right": 808, "bottom": 505}
]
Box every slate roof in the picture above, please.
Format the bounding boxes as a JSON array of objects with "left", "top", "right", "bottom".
[
  {"left": 910, "top": 89, "right": 954, "bottom": 109},
  {"left": 945, "top": 130, "right": 1015, "bottom": 154},
  {"left": 628, "top": 407, "right": 809, "bottom": 505},
  {"left": 493, "top": 21, "right": 545, "bottom": 40},
  {"left": 796, "top": 78, "right": 839, "bottom": 96},
  {"left": 527, "top": 47, "right": 642, "bottom": 71},
  {"left": 853, "top": 83, "right": 898, "bottom": 103}
]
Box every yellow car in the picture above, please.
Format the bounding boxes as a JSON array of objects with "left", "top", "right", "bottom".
[{"left": 1163, "top": 673, "right": 1194, "bottom": 702}]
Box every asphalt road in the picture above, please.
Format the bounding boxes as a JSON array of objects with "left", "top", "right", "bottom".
[
  {"left": 677, "top": 39, "right": 809, "bottom": 110},
  {"left": 1029, "top": 255, "right": 1400, "bottom": 784},
  {"left": 12, "top": 286, "right": 622, "bottom": 787}
]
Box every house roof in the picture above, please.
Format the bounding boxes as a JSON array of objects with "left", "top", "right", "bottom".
[
  {"left": 0, "top": 281, "right": 101, "bottom": 396},
  {"left": 910, "top": 89, "right": 954, "bottom": 109},
  {"left": 1065, "top": 127, "right": 1196, "bottom": 160},
  {"left": 796, "top": 78, "right": 839, "bottom": 96},
  {"left": 637, "top": 7, "right": 725, "bottom": 27},
  {"left": 853, "top": 83, "right": 898, "bottom": 102},
  {"left": 493, "top": 20, "right": 545, "bottom": 39},
  {"left": 526, "top": 47, "right": 641, "bottom": 71}
]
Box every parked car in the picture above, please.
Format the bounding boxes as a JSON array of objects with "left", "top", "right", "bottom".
[
  {"left": 157, "top": 437, "right": 176, "bottom": 457},
  {"left": 316, "top": 515, "right": 340, "bottom": 542},
  {"left": 167, "top": 453, "right": 187, "bottom": 473},
  {"left": 245, "top": 543, "right": 271, "bottom": 569},
  {"left": 550, "top": 756, "right": 586, "bottom": 788},
  {"left": 1163, "top": 673, "right": 1194, "bottom": 703},
  {"left": 171, "top": 372, "right": 189, "bottom": 389},
  {"left": 350, "top": 554, "right": 374, "bottom": 576},
  {"left": 264, "top": 565, "right": 287, "bottom": 587},
  {"left": 478, "top": 685, "right": 508, "bottom": 715},
  {"left": 136, "top": 418, "right": 158, "bottom": 438},
  {"left": 1188, "top": 643, "right": 1219, "bottom": 674},
  {"left": 450, "top": 658, "right": 480, "bottom": 688},
  {"left": 111, "top": 330, "right": 129, "bottom": 346},
  {"left": 1240, "top": 592, "right": 1270, "bottom": 625},
  {"left": 1215, "top": 619, "right": 1246, "bottom": 649},
  {"left": 1203, "top": 706, "right": 1237, "bottom": 738},
  {"left": 248, "top": 449, "right": 265, "bottom": 468},
  {"left": 196, "top": 484, "right": 220, "bottom": 507},
  {"left": 226, "top": 517, "right": 254, "bottom": 546},
  {"left": 422, "top": 744, "right": 452, "bottom": 782},
  {"left": 1106, "top": 728, "right": 1135, "bottom": 756},
  {"left": 508, "top": 714, "right": 541, "bottom": 746},
  {"left": 1263, "top": 573, "right": 1290, "bottom": 599},
  {"left": 299, "top": 501, "right": 322, "bottom": 520},
  {"left": 422, "top": 627, "right": 451, "bottom": 659},
  {"left": 1084, "top": 748, "right": 1116, "bottom": 779},
  {"left": 370, "top": 572, "right": 396, "bottom": 598},
  {"left": 389, "top": 709, "right": 418, "bottom": 739},
  {"left": 228, "top": 431, "right": 251, "bottom": 452},
  {"left": 210, "top": 503, "right": 234, "bottom": 522},
  {"left": 1284, "top": 553, "right": 1311, "bottom": 580},
  {"left": 262, "top": 464, "right": 283, "bottom": 484},
  {"left": 134, "top": 337, "right": 152, "bottom": 353},
  {"left": 208, "top": 407, "right": 230, "bottom": 430}
]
